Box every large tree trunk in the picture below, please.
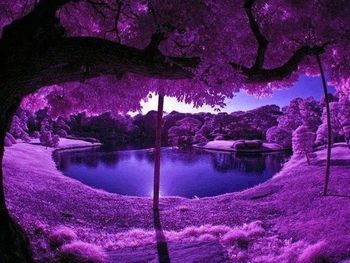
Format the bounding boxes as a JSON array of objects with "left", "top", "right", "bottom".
[
  {"left": 316, "top": 54, "right": 332, "bottom": 196},
  {"left": 153, "top": 94, "right": 164, "bottom": 210},
  {"left": 0, "top": 101, "right": 33, "bottom": 262}
]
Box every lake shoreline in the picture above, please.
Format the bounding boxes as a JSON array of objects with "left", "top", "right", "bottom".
[
  {"left": 4, "top": 139, "right": 350, "bottom": 262},
  {"left": 55, "top": 142, "right": 289, "bottom": 198}
]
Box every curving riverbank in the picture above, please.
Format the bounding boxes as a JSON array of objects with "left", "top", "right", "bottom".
[{"left": 3, "top": 139, "right": 350, "bottom": 262}]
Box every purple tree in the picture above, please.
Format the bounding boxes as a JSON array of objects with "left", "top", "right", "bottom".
[
  {"left": 266, "top": 126, "right": 291, "bottom": 148},
  {"left": 39, "top": 119, "right": 60, "bottom": 148},
  {"left": 168, "top": 117, "right": 202, "bottom": 148},
  {"left": 268, "top": 97, "right": 321, "bottom": 147},
  {"left": 0, "top": 0, "right": 349, "bottom": 259},
  {"left": 9, "top": 112, "right": 31, "bottom": 142},
  {"left": 292, "top": 125, "right": 315, "bottom": 165}
]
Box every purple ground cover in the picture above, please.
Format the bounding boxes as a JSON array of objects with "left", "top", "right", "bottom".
[{"left": 3, "top": 139, "right": 350, "bottom": 262}]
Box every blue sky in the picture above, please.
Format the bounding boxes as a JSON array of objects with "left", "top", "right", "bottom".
[{"left": 141, "top": 76, "right": 335, "bottom": 114}]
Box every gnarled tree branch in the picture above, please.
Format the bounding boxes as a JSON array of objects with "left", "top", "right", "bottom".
[
  {"left": 244, "top": 0, "right": 268, "bottom": 69},
  {"left": 231, "top": 0, "right": 329, "bottom": 83},
  {"left": 230, "top": 44, "right": 328, "bottom": 83},
  {"left": 0, "top": 0, "right": 200, "bottom": 98},
  {"left": 2, "top": 37, "right": 200, "bottom": 98}
]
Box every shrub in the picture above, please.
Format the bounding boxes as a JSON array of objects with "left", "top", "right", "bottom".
[
  {"left": 40, "top": 130, "right": 59, "bottom": 148},
  {"left": 4, "top": 136, "right": 12, "bottom": 147},
  {"left": 297, "top": 241, "right": 330, "bottom": 263},
  {"left": 57, "top": 129, "right": 68, "bottom": 138},
  {"left": 193, "top": 134, "right": 208, "bottom": 146},
  {"left": 59, "top": 241, "right": 106, "bottom": 263},
  {"left": 6, "top": 132, "right": 16, "bottom": 144},
  {"left": 49, "top": 227, "right": 77, "bottom": 248},
  {"left": 39, "top": 118, "right": 60, "bottom": 147},
  {"left": 222, "top": 229, "right": 249, "bottom": 248},
  {"left": 31, "top": 131, "right": 40, "bottom": 139},
  {"left": 266, "top": 126, "right": 292, "bottom": 148},
  {"left": 292, "top": 125, "right": 315, "bottom": 165},
  {"left": 10, "top": 114, "right": 31, "bottom": 142}
]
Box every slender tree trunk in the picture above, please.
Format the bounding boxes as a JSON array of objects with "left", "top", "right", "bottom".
[
  {"left": 306, "top": 153, "right": 310, "bottom": 165},
  {"left": 316, "top": 54, "right": 332, "bottom": 196},
  {"left": 153, "top": 93, "right": 164, "bottom": 210}
]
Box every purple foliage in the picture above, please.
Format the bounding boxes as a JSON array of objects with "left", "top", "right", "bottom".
[
  {"left": 59, "top": 241, "right": 106, "bottom": 263},
  {"left": 267, "top": 97, "right": 322, "bottom": 147},
  {"left": 40, "top": 119, "right": 60, "bottom": 147},
  {"left": 4, "top": 136, "right": 12, "bottom": 147},
  {"left": 57, "top": 129, "right": 68, "bottom": 138},
  {"left": 4, "top": 139, "right": 350, "bottom": 262},
  {"left": 31, "top": 131, "right": 40, "bottom": 139},
  {"left": 49, "top": 226, "right": 78, "bottom": 248},
  {"left": 292, "top": 125, "right": 316, "bottom": 164},
  {"left": 10, "top": 115, "right": 31, "bottom": 142},
  {"left": 266, "top": 126, "right": 289, "bottom": 147},
  {"left": 168, "top": 117, "right": 202, "bottom": 148},
  {"left": 297, "top": 241, "right": 329, "bottom": 263},
  {"left": 6, "top": 132, "right": 16, "bottom": 144}
]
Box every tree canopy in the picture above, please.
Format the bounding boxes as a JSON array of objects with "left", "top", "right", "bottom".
[{"left": 1, "top": 0, "right": 349, "bottom": 116}]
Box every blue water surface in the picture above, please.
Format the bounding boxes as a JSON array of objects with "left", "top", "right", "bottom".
[{"left": 55, "top": 147, "right": 290, "bottom": 198}]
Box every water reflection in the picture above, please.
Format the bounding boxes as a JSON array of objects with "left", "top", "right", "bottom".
[
  {"left": 55, "top": 147, "right": 291, "bottom": 198},
  {"left": 211, "top": 152, "right": 289, "bottom": 173}
]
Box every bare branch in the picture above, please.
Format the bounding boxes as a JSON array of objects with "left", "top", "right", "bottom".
[
  {"left": 230, "top": 43, "right": 329, "bottom": 83},
  {"left": 144, "top": 31, "right": 165, "bottom": 54},
  {"left": 104, "top": 0, "right": 123, "bottom": 42},
  {"left": 147, "top": 0, "right": 160, "bottom": 32},
  {"left": 244, "top": 0, "right": 268, "bottom": 69},
  {"left": 230, "top": 0, "right": 330, "bottom": 83}
]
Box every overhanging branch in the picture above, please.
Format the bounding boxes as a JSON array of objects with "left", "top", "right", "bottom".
[
  {"left": 230, "top": 44, "right": 328, "bottom": 83},
  {"left": 8, "top": 37, "right": 200, "bottom": 93},
  {"left": 244, "top": 0, "right": 268, "bottom": 69},
  {"left": 231, "top": 0, "right": 330, "bottom": 83},
  {"left": 0, "top": 0, "right": 200, "bottom": 96}
]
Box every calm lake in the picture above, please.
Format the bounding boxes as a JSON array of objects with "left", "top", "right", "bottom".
[{"left": 54, "top": 147, "right": 291, "bottom": 198}]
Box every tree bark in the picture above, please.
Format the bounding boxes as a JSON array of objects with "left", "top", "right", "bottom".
[
  {"left": 306, "top": 153, "right": 310, "bottom": 165},
  {"left": 153, "top": 93, "right": 164, "bottom": 210},
  {"left": 0, "top": 100, "right": 33, "bottom": 262},
  {"left": 316, "top": 54, "right": 332, "bottom": 196}
]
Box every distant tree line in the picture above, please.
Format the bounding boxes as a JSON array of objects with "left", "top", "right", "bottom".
[
  {"left": 5, "top": 104, "right": 280, "bottom": 148},
  {"left": 6, "top": 94, "right": 350, "bottom": 158}
]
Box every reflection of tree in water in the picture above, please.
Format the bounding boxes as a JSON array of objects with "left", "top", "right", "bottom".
[
  {"left": 133, "top": 149, "right": 148, "bottom": 162},
  {"left": 53, "top": 150, "right": 91, "bottom": 170},
  {"left": 132, "top": 149, "right": 155, "bottom": 163},
  {"left": 55, "top": 148, "right": 133, "bottom": 169},
  {"left": 164, "top": 148, "right": 202, "bottom": 164},
  {"left": 100, "top": 153, "right": 119, "bottom": 167},
  {"left": 53, "top": 151, "right": 68, "bottom": 171},
  {"left": 56, "top": 147, "right": 291, "bottom": 177},
  {"left": 264, "top": 153, "right": 281, "bottom": 172},
  {"left": 211, "top": 152, "right": 266, "bottom": 173},
  {"left": 88, "top": 150, "right": 132, "bottom": 167},
  {"left": 264, "top": 152, "right": 291, "bottom": 172},
  {"left": 84, "top": 154, "right": 99, "bottom": 167},
  {"left": 131, "top": 148, "right": 201, "bottom": 165}
]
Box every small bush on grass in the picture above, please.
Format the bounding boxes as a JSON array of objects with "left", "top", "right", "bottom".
[{"left": 59, "top": 241, "right": 106, "bottom": 263}]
